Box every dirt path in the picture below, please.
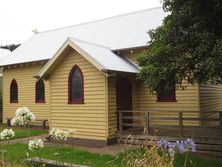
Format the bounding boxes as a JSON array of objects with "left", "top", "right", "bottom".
[{"left": 43, "top": 141, "right": 136, "bottom": 156}]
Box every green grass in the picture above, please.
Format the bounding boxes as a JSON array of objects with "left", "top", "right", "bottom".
[
  {"left": 174, "top": 153, "right": 222, "bottom": 167},
  {"left": 0, "top": 124, "right": 48, "bottom": 139},
  {"left": 3, "top": 143, "right": 120, "bottom": 167},
  {"left": 2, "top": 143, "right": 222, "bottom": 167}
]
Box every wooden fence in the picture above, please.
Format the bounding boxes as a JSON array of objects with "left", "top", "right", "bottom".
[
  {"left": 118, "top": 110, "right": 222, "bottom": 138},
  {"left": 118, "top": 110, "right": 222, "bottom": 143}
]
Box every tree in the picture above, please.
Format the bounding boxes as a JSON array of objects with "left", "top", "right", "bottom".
[{"left": 138, "top": 0, "right": 222, "bottom": 93}]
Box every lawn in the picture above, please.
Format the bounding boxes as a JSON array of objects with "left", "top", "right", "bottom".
[
  {"left": 0, "top": 124, "right": 48, "bottom": 139},
  {"left": 2, "top": 143, "right": 222, "bottom": 167},
  {"left": 174, "top": 154, "right": 222, "bottom": 167},
  {"left": 3, "top": 143, "right": 119, "bottom": 167}
]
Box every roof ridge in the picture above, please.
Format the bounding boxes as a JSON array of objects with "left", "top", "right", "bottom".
[
  {"left": 37, "top": 6, "right": 162, "bottom": 35},
  {"left": 68, "top": 37, "right": 111, "bottom": 49}
]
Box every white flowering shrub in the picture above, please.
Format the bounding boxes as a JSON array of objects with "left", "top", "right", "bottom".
[
  {"left": 50, "top": 128, "right": 74, "bottom": 141},
  {"left": 0, "top": 129, "right": 15, "bottom": 140},
  {"left": 15, "top": 107, "right": 30, "bottom": 116},
  {"left": 11, "top": 116, "right": 25, "bottom": 126},
  {"left": 28, "top": 139, "right": 44, "bottom": 151},
  {"left": 12, "top": 107, "right": 36, "bottom": 126}
]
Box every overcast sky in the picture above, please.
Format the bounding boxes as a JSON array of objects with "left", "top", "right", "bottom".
[{"left": 0, "top": 0, "right": 162, "bottom": 45}]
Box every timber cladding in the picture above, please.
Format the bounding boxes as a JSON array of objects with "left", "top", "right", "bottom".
[
  {"left": 48, "top": 49, "right": 107, "bottom": 141},
  {"left": 3, "top": 64, "right": 50, "bottom": 123},
  {"left": 199, "top": 84, "right": 222, "bottom": 112}
]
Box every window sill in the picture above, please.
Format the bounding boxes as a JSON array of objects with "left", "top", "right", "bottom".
[
  {"left": 156, "top": 100, "right": 177, "bottom": 102},
  {"left": 35, "top": 101, "right": 46, "bottom": 104},
  {"left": 68, "top": 101, "right": 85, "bottom": 104},
  {"left": 10, "top": 101, "right": 18, "bottom": 103}
]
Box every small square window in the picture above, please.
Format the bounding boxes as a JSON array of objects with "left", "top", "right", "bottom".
[{"left": 156, "top": 82, "right": 176, "bottom": 102}]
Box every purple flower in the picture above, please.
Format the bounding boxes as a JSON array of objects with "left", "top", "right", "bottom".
[
  {"left": 167, "top": 142, "right": 176, "bottom": 149},
  {"left": 175, "top": 139, "right": 196, "bottom": 153},
  {"left": 157, "top": 139, "right": 168, "bottom": 148},
  {"left": 157, "top": 138, "right": 196, "bottom": 154},
  {"left": 177, "top": 141, "right": 187, "bottom": 153},
  {"left": 185, "top": 138, "right": 196, "bottom": 152}
]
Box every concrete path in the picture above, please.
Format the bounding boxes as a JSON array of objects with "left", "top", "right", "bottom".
[{"left": 44, "top": 141, "right": 134, "bottom": 156}]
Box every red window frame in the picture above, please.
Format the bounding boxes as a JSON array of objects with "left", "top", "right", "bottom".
[
  {"left": 68, "top": 65, "right": 84, "bottom": 104},
  {"left": 10, "top": 79, "right": 18, "bottom": 103},
  {"left": 35, "top": 79, "right": 45, "bottom": 103}
]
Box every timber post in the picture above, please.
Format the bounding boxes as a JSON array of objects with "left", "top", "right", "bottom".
[
  {"left": 179, "top": 112, "right": 183, "bottom": 138},
  {"left": 118, "top": 111, "right": 123, "bottom": 134},
  {"left": 219, "top": 112, "right": 222, "bottom": 129},
  {"left": 146, "top": 112, "right": 150, "bottom": 135},
  {"left": 6, "top": 118, "right": 11, "bottom": 127}
]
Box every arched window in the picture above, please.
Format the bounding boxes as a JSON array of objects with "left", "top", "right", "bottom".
[
  {"left": 35, "top": 79, "right": 45, "bottom": 103},
  {"left": 10, "top": 79, "right": 18, "bottom": 103},
  {"left": 68, "top": 65, "right": 84, "bottom": 104}
]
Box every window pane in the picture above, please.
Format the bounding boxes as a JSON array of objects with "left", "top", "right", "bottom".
[
  {"left": 36, "top": 79, "right": 45, "bottom": 102},
  {"left": 158, "top": 91, "right": 174, "bottom": 100},
  {"left": 10, "top": 80, "right": 18, "bottom": 102},
  {"left": 157, "top": 81, "right": 176, "bottom": 101},
  {"left": 71, "top": 69, "right": 82, "bottom": 101}
]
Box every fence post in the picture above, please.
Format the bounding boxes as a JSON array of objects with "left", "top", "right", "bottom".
[
  {"left": 219, "top": 112, "right": 222, "bottom": 129},
  {"left": 118, "top": 111, "right": 123, "bottom": 134},
  {"left": 42, "top": 120, "right": 47, "bottom": 129},
  {"left": 179, "top": 112, "right": 183, "bottom": 138},
  {"left": 146, "top": 112, "right": 150, "bottom": 135},
  {"left": 6, "top": 118, "right": 11, "bottom": 127}
]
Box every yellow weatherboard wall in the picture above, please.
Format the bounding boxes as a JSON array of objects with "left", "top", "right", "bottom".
[
  {"left": 48, "top": 49, "right": 107, "bottom": 141},
  {"left": 199, "top": 84, "right": 222, "bottom": 111},
  {"left": 137, "top": 82, "right": 200, "bottom": 126},
  {"left": 3, "top": 64, "right": 50, "bottom": 123}
]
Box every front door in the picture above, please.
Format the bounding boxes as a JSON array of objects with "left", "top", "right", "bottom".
[{"left": 116, "top": 77, "right": 132, "bottom": 130}]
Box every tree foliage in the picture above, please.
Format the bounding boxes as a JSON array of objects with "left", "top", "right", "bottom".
[{"left": 138, "top": 0, "right": 222, "bottom": 92}]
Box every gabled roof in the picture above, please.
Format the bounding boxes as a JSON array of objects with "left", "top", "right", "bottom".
[
  {"left": 0, "top": 48, "right": 10, "bottom": 60},
  {"left": 37, "top": 38, "right": 139, "bottom": 78},
  {"left": 0, "top": 7, "right": 167, "bottom": 67}
]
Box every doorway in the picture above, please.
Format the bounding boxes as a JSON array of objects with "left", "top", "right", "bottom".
[{"left": 116, "top": 77, "right": 133, "bottom": 130}]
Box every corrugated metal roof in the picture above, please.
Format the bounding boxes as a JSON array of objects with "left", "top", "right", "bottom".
[
  {"left": 37, "top": 38, "right": 140, "bottom": 78},
  {"left": 0, "top": 7, "right": 167, "bottom": 67},
  {"left": 0, "top": 48, "right": 10, "bottom": 60},
  {"left": 72, "top": 39, "right": 139, "bottom": 73}
]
